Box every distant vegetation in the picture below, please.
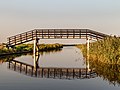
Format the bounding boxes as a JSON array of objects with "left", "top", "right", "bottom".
[
  {"left": 0, "top": 43, "right": 63, "bottom": 55},
  {"left": 77, "top": 36, "right": 120, "bottom": 64}
]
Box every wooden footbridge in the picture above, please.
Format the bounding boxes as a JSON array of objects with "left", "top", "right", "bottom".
[
  {"left": 8, "top": 59, "right": 97, "bottom": 80},
  {"left": 7, "top": 29, "right": 108, "bottom": 47},
  {"left": 6, "top": 29, "right": 108, "bottom": 70}
]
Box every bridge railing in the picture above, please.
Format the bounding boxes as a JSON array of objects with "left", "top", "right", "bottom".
[
  {"left": 8, "top": 60, "right": 97, "bottom": 79},
  {"left": 7, "top": 29, "right": 108, "bottom": 47}
]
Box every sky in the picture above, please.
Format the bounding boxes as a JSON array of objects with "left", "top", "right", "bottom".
[{"left": 0, "top": 0, "right": 120, "bottom": 43}]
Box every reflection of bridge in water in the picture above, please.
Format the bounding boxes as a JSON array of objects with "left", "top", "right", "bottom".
[{"left": 8, "top": 59, "right": 97, "bottom": 80}]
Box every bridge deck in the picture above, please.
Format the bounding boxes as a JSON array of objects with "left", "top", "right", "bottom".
[{"left": 7, "top": 29, "right": 108, "bottom": 47}]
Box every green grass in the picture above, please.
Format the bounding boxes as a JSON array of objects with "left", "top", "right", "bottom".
[{"left": 0, "top": 43, "right": 63, "bottom": 55}]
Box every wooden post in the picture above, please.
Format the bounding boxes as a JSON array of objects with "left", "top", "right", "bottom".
[
  {"left": 67, "top": 29, "right": 68, "bottom": 38},
  {"left": 73, "top": 30, "right": 75, "bottom": 38},
  {"left": 14, "top": 62, "right": 16, "bottom": 71},
  {"left": 87, "top": 37, "right": 90, "bottom": 55},
  {"left": 14, "top": 36, "right": 16, "bottom": 45},
  {"left": 86, "top": 37, "right": 90, "bottom": 72},
  {"left": 26, "top": 32, "right": 27, "bottom": 41},
  {"left": 20, "top": 34, "right": 22, "bottom": 43},
  {"left": 73, "top": 69, "right": 75, "bottom": 78},
  {"left": 25, "top": 65, "right": 27, "bottom": 74},
  {"left": 31, "top": 67, "right": 33, "bottom": 76},
  {"left": 54, "top": 68, "right": 56, "bottom": 78},
  {"left": 79, "top": 69, "right": 81, "bottom": 78},
  {"left": 54, "top": 29, "right": 55, "bottom": 38},
  {"left": 48, "top": 68, "right": 50, "bottom": 78},
  {"left": 33, "top": 38, "right": 39, "bottom": 70},
  {"left": 48, "top": 29, "right": 50, "bottom": 38},
  {"left": 60, "top": 69, "right": 62, "bottom": 79},
  {"left": 66, "top": 69, "right": 68, "bottom": 78},
  {"left": 20, "top": 63, "right": 22, "bottom": 73},
  {"left": 41, "top": 68, "right": 44, "bottom": 77},
  {"left": 79, "top": 30, "right": 81, "bottom": 39}
]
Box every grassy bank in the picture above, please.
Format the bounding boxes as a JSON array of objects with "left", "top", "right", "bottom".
[
  {"left": 0, "top": 43, "right": 63, "bottom": 55},
  {"left": 77, "top": 36, "right": 120, "bottom": 64}
]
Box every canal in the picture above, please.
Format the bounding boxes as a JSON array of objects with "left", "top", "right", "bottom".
[{"left": 0, "top": 46, "right": 120, "bottom": 90}]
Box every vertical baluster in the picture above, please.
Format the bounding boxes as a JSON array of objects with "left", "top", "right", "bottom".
[
  {"left": 48, "top": 29, "right": 50, "bottom": 38},
  {"left": 67, "top": 29, "right": 68, "bottom": 38},
  {"left": 26, "top": 32, "right": 27, "bottom": 41},
  {"left": 42, "top": 30, "right": 43, "bottom": 38},
  {"left": 47, "top": 68, "right": 50, "bottom": 78},
  {"left": 79, "top": 30, "right": 81, "bottom": 38},
  {"left": 14, "top": 36, "right": 16, "bottom": 45},
  {"left": 73, "top": 69, "right": 75, "bottom": 78},
  {"left": 79, "top": 69, "right": 81, "bottom": 78},
  {"left": 32, "top": 30, "right": 33, "bottom": 40},
  {"left": 54, "top": 29, "right": 55, "bottom": 38},
  {"left": 54, "top": 68, "right": 56, "bottom": 78},
  {"left": 20, "top": 34, "right": 22, "bottom": 43},
  {"left": 26, "top": 65, "right": 27, "bottom": 74}
]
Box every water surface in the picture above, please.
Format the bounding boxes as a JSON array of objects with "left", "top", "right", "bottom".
[{"left": 0, "top": 47, "right": 120, "bottom": 90}]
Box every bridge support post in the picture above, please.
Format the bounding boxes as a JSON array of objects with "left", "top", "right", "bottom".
[
  {"left": 33, "top": 38, "right": 39, "bottom": 72},
  {"left": 86, "top": 37, "right": 90, "bottom": 71},
  {"left": 87, "top": 37, "right": 90, "bottom": 57}
]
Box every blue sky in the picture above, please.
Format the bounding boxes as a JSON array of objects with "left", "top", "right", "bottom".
[{"left": 0, "top": 0, "right": 120, "bottom": 43}]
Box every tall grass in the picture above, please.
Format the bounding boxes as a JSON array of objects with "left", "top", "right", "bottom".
[{"left": 77, "top": 36, "right": 120, "bottom": 64}]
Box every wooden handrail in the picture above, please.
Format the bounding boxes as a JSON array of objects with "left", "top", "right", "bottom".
[{"left": 7, "top": 29, "right": 108, "bottom": 47}]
